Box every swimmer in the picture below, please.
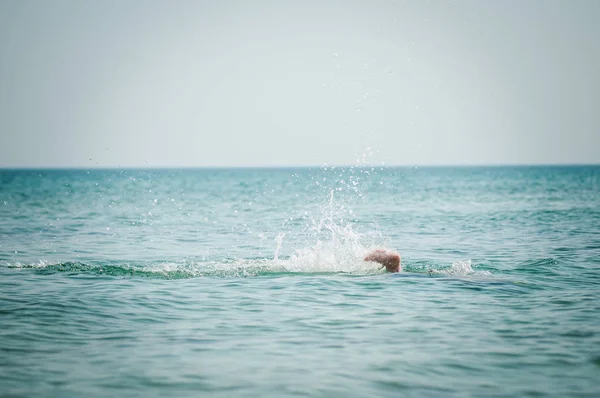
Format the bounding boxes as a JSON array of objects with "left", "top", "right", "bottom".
[{"left": 364, "top": 249, "right": 401, "bottom": 273}]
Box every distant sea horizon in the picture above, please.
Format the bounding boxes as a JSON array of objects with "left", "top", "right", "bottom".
[{"left": 1, "top": 162, "right": 599, "bottom": 170}]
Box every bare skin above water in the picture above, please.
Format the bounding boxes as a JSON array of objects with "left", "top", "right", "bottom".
[{"left": 364, "top": 249, "right": 401, "bottom": 273}]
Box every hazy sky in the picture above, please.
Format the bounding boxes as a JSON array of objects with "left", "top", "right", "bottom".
[{"left": 1, "top": 0, "right": 598, "bottom": 167}]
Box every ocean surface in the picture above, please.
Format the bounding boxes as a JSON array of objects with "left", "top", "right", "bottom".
[{"left": 1, "top": 166, "right": 599, "bottom": 397}]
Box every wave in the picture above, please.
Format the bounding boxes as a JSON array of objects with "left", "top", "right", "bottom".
[
  {"left": 6, "top": 259, "right": 283, "bottom": 278},
  {"left": 4, "top": 257, "right": 494, "bottom": 279},
  {"left": 2, "top": 191, "right": 493, "bottom": 279}
]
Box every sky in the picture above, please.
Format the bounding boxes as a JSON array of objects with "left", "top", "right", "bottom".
[{"left": 0, "top": 0, "right": 598, "bottom": 168}]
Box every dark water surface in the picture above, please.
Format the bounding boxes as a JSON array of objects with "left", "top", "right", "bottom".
[{"left": 1, "top": 166, "right": 599, "bottom": 397}]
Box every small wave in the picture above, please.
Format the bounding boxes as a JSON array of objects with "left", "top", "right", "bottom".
[
  {"left": 514, "top": 258, "right": 562, "bottom": 275},
  {"left": 4, "top": 258, "right": 497, "bottom": 279},
  {"left": 5, "top": 257, "right": 383, "bottom": 279},
  {"left": 6, "top": 259, "right": 283, "bottom": 278},
  {"left": 406, "top": 259, "right": 493, "bottom": 278},
  {"left": 2, "top": 192, "right": 494, "bottom": 279}
]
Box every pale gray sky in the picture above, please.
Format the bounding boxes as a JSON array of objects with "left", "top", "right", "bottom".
[{"left": 1, "top": 0, "right": 598, "bottom": 167}]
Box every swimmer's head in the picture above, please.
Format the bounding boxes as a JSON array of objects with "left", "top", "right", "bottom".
[{"left": 385, "top": 254, "right": 401, "bottom": 273}]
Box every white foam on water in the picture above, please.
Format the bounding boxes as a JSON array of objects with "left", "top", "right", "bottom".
[
  {"left": 433, "top": 259, "right": 493, "bottom": 277},
  {"left": 276, "top": 232, "right": 383, "bottom": 274},
  {"left": 7, "top": 260, "right": 57, "bottom": 269}
]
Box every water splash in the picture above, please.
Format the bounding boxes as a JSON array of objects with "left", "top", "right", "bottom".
[
  {"left": 273, "top": 232, "right": 286, "bottom": 261},
  {"left": 3, "top": 182, "right": 490, "bottom": 278},
  {"left": 4, "top": 191, "right": 390, "bottom": 277},
  {"left": 272, "top": 189, "right": 386, "bottom": 273},
  {"left": 429, "top": 259, "right": 493, "bottom": 277}
]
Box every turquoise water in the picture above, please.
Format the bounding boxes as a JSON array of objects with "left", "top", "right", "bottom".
[{"left": 1, "top": 166, "right": 599, "bottom": 397}]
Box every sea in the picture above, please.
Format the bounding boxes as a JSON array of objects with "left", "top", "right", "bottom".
[{"left": 1, "top": 166, "right": 599, "bottom": 397}]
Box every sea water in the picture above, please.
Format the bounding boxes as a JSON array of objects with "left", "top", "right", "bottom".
[{"left": 1, "top": 166, "right": 599, "bottom": 397}]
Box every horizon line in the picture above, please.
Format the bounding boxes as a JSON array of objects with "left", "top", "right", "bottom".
[{"left": 1, "top": 162, "right": 599, "bottom": 171}]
